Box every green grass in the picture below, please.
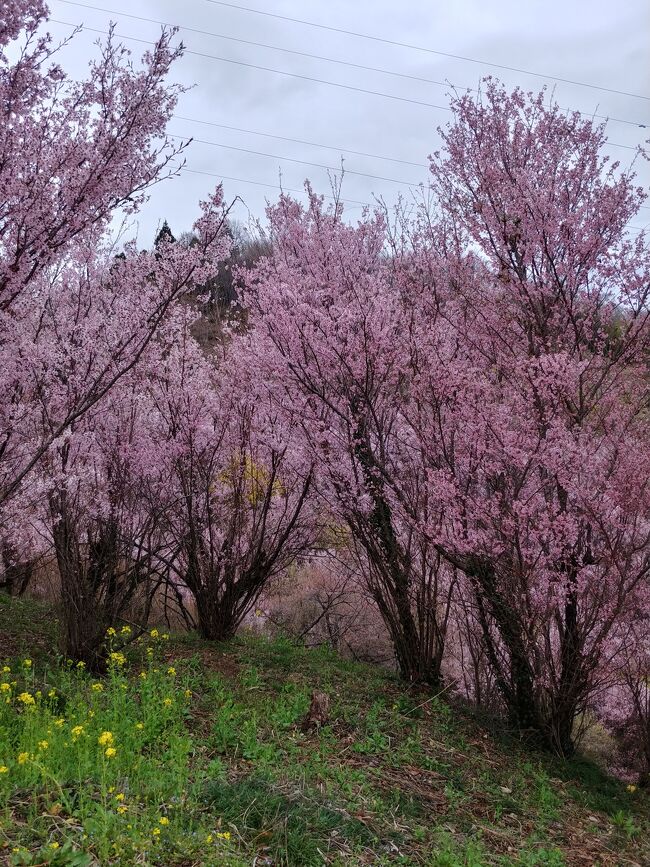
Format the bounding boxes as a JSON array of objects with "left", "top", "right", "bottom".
[{"left": 0, "top": 595, "right": 648, "bottom": 866}]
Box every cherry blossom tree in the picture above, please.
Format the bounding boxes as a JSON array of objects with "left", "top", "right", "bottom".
[
  {"left": 244, "top": 193, "right": 455, "bottom": 686},
  {"left": 145, "top": 326, "right": 317, "bottom": 642},
  {"left": 397, "top": 80, "right": 650, "bottom": 753},
  {"left": 0, "top": 2, "right": 235, "bottom": 663}
]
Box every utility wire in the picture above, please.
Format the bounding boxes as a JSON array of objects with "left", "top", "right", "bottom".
[
  {"left": 168, "top": 134, "right": 424, "bottom": 186},
  {"left": 172, "top": 115, "right": 427, "bottom": 168},
  {"left": 52, "top": 0, "right": 650, "bottom": 128},
  {"left": 49, "top": 20, "right": 645, "bottom": 153},
  {"left": 202, "top": 0, "right": 650, "bottom": 103},
  {"left": 181, "top": 167, "right": 370, "bottom": 206},
  {"left": 50, "top": 19, "right": 452, "bottom": 112}
]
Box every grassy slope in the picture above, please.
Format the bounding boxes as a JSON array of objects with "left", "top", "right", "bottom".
[{"left": 0, "top": 594, "right": 648, "bottom": 867}]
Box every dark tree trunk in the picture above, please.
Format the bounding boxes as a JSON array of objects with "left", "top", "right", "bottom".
[
  {"left": 468, "top": 558, "right": 551, "bottom": 749},
  {"left": 1, "top": 545, "right": 34, "bottom": 597},
  {"left": 194, "top": 588, "right": 238, "bottom": 642}
]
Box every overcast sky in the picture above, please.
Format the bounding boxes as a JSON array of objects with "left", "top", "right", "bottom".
[{"left": 45, "top": 0, "right": 650, "bottom": 244}]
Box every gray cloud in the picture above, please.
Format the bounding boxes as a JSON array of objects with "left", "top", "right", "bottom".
[{"left": 47, "top": 0, "right": 650, "bottom": 242}]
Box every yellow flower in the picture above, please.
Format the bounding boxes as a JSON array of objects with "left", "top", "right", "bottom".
[
  {"left": 48, "top": 689, "right": 56, "bottom": 698},
  {"left": 163, "top": 698, "right": 173, "bottom": 707},
  {"left": 117, "top": 805, "right": 127, "bottom": 815},
  {"left": 150, "top": 629, "right": 159, "bottom": 639},
  {"left": 54, "top": 718, "right": 65, "bottom": 728},
  {"left": 109, "top": 651, "right": 126, "bottom": 667},
  {"left": 167, "top": 667, "right": 176, "bottom": 676},
  {"left": 106, "top": 627, "right": 117, "bottom": 637},
  {"left": 104, "top": 747, "right": 117, "bottom": 758},
  {"left": 50, "top": 842, "right": 60, "bottom": 850},
  {"left": 108, "top": 786, "right": 115, "bottom": 793},
  {"left": 159, "top": 816, "right": 170, "bottom": 826},
  {"left": 98, "top": 731, "right": 114, "bottom": 746},
  {"left": 161, "top": 633, "right": 169, "bottom": 641},
  {"left": 216, "top": 831, "right": 231, "bottom": 840},
  {"left": 0, "top": 683, "right": 10, "bottom": 692},
  {"left": 206, "top": 833, "right": 213, "bottom": 844},
  {"left": 135, "top": 722, "right": 144, "bottom": 730},
  {"left": 120, "top": 625, "right": 132, "bottom": 635},
  {"left": 17, "top": 752, "right": 29, "bottom": 765},
  {"left": 22, "top": 659, "right": 32, "bottom": 668},
  {"left": 1, "top": 666, "right": 9, "bottom": 673},
  {"left": 71, "top": 725, "right": 84, "bottom": 741},
  {"left": 18, "top": 692, "right": 35, "bottom": 706},
  {"left": 184, "top": 689, "right": 192, "bottom": 698},
  {"left": 76, "top": 661, "right": 85, "bottom": 669},
  {"left": 38, "top": 740, "right": 49, "bottom": 751},
  {"left": 627, "top": 784, "right": 637, "bottom": 793},
  {"left": 115, "top": 793, "right": 125, "bottom": 801},
  {"left": 152, "top": 828, "right": 161, "bottom": 837},
  {"left": 146, "top": 647, "right": 154, "bottom": 657},
  {"left": 91, "top": 682, "right": 104, "bottom": 692},
  {"left": 0, "top": 766, "right": 8, "bottom": 774}
]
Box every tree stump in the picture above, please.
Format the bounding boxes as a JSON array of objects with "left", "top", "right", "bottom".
[{"left": 301, "top": 690, "right": 330, "bottom": 731}]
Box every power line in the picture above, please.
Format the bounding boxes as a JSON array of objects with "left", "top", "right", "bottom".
[
  {"left": 181, "top": 167, "right": 370, "bottom": 207},
  {"left": 50, "top": 19, "right": 453, "bottom": 113},
  {"left": 52, "top": 0, "right": 650, "bottom": 129},
  {"left": 48, "top": 19, "right": 647, "bottom": 154},
  {"left": 172, "top": 115, "right": 427, "bottom": 168},
  {"left": 202, "top": 0, "right": 650, "bottom": 103},
  {"left": 168, "top": 134, "right": 424, "bottom": 187}
]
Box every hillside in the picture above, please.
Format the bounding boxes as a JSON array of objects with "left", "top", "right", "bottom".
[{"left": 0, "top": 595, "right": 648, "bottom": 867}]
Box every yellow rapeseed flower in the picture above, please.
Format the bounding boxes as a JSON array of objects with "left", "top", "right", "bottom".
[
  {"left": 120, "top": 625, "right": 131, "bottom": 635},
  {"left": 117, "top": 805, "right": 127, "bottom": 815},
  {"left": 152, "top": 828, "right": 161, "bottom": 837},
  {"left": 135, "top": 722, "right": 144, "bottom": 730},
  {"left": 0, "top": 766, "right": 8, "bottom": 774},
  {"left": 50, "top": 842, "right": 59, "bottom": 850},
  {"left": 71, "top": 725, "right": 84, "bottom": 741},
  {"left": 76, "top": 661, "right": 85, "bottom": 669},
  {"left": 106, "top": 627, "right": 117, "bottom": 637},
  {"left": 0, "top": 683, "right": 10, "bottom": 692},
  {"left": 206, "top": 833, "right": 213, "bottom": 844},
  {"left": 161, "top": 633, "right": 169, "bottom": 641},
  {"left": 216, "top": 831, "right": 231, "bottom": 841},
  {"left": 150, "top": 629, "right": 159, "bottom": 639},
  {"left": 17, "top": 752, "right": 29, "bottom": 765},
  {"left": 54, "top": 718, "right": 65, "bottom": 727},
  {"left": 18, "top": 692, "right": 35, "bottom": 706},
  {"left": 184, "top": 689, "right": 192, "bottom": 698},
  {"left": 98, "top": 731, "right": 113, "bottom": 746},
  {"left": 139, "top": 671, "right": 147, "bottom": 679},
  {"left": 22, "top": 659, "right": 32, "bottom": 668},
  {"left": 167, "top": 667, "right": 176, "bottom": 676},
  {"left": 109, "top": 651, "right": 126, "bottom": 667},
  {"left": 115, "top": 793, "right": 125, "bottom": 801},
  {"left": 37, "top": 740, "right": 48, "bottom": 751},
  {"left": 48, "top": 689, "right": 56, "bottom": 698},
  {"left": 163, "top": 698, "right": 173, "bottom": 707},
  {"left": 91, "top": 682, "right": 104, "bottom": 692},
  {"left": 159, "top": 817, "right": 169, "bottom": 826},
  {"left": 1, "top": 666, "right": 10, "bottom": 673},
  {"left": 105, "top": 747, "right": 117, "bottom": 758},
  {"left": 627, "top": 784, "right": 637, "bottom": 793}
]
